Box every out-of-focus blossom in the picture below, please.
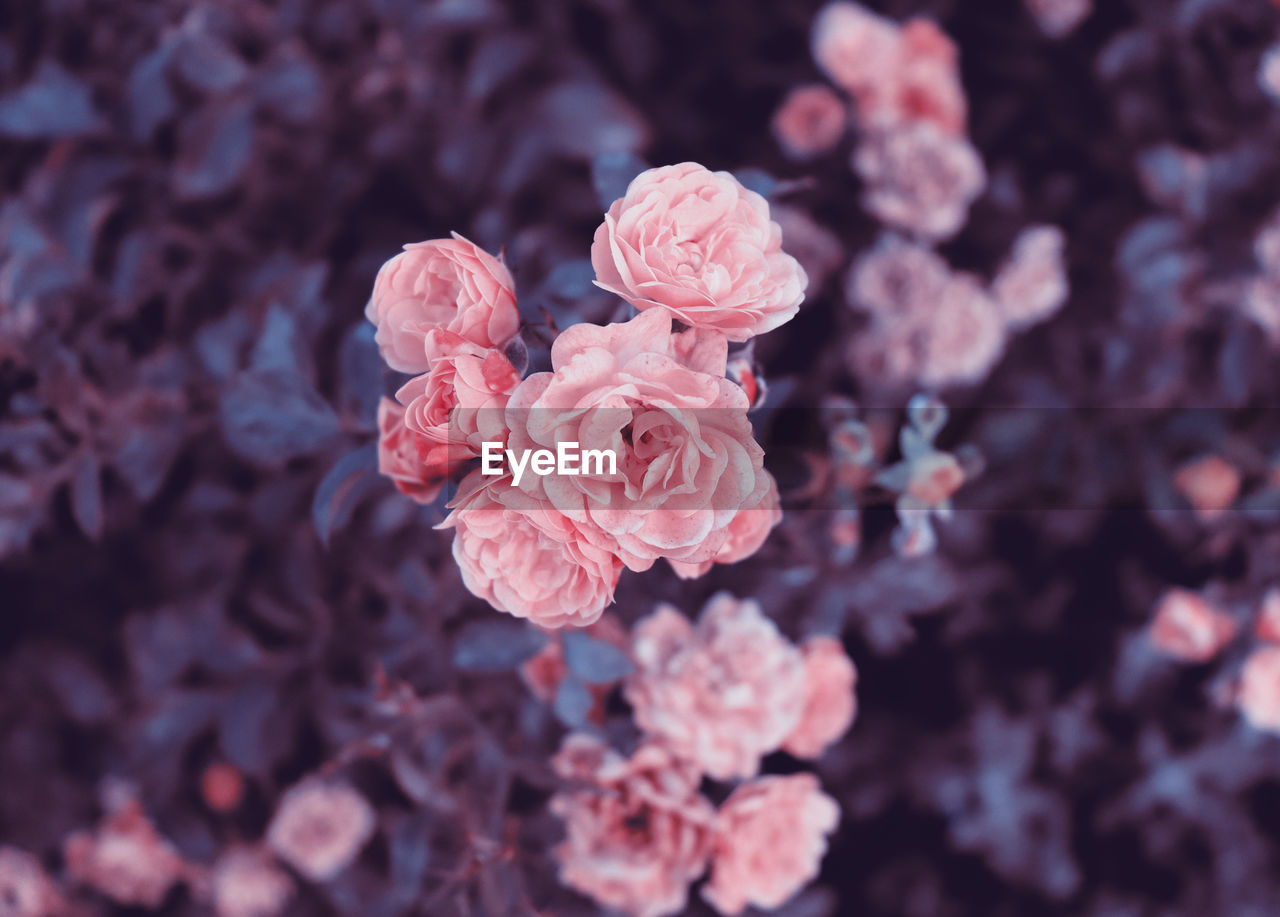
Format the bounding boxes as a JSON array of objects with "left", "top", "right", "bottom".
[
  {"left": 375, "top": 398, "right": 453, "bottom": 505},
  {"left": 894, "top": 19, "right": 968, "bottom": 137},
  {"left": 772, "top": 204, "right": 845, "bottom": 293},
  {"left": 783, "top": 636, "right": 859, "bottom": 759},
  {"left": 812, "top": 2, "right": 901, "bottom": 102},
  {"left": 365, "top": 233, "right": 520, "bottom": 374},
  {"left": 0, "top": 847, "right": 64, "bottom": 917},
  {"left": 63, "top": 800, "right": 190, "bottom": 908},
  {"left": 201, "top": 761, "right": 245, "bottom": 813},
  {"left": 1148, "top": 589, "right": 1238, "bottom": 663},
  {"left": 625, "top": 594, "right": 807, "bottom": 779},
  {"left": 504, "top": 308, "right": 776, "bottom": 574},
  {"left": 549, "top": 734, "right": 715, "bottom": 917},
  {"left": 591, "top": 163, "right": 807, "bottom": 341},
  {"left": 771, "top": 84, "right": 847, "bottom": 160},
  {"left": 1259, "top": 43, "right": 1280, "bottom": 105},
  {"left": 441, "top": 476, "right": 623, "bottom": 628},
  {"left": 211, "top": 847, "right": 294, "bottom": 917},
  {"left": 1256, "top": 588, "right": 1280, "bottom": 644},
  {"left": 265, "top": 778, "right": 375, "bottom": 882},
  {"left": 701, "top": 774, "right": 841, "bottom": 916},
  {"left": 1023, "top": 0, "right": 1093, "bottom": 39},
  {"left": 1238, "top": 646, "right": 1280, "bottom": 732},
  {"left": 852, "top": 122, "right": 986, "bottom": 241},
  {"left": 991, "top": 225, "right": 1070, "bottom": 329},
  {"left": 1173, "top": 454, "right": 1240, "bottom": 521}
]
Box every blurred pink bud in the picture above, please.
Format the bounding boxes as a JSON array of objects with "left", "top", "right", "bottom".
[
  {"left": 365, "top": 233, "right": 520, "bottom": 374},
  {"left": 853, "top": 122, "right": 986, "bottom": 241},
  {"left": 783, "top": 636, "right": 858, "bottom": 759},
  {"left": 895, "top": 18, "right": 968, "bottom": 136},
  {"left": 63, "top": 801, "right": 190, "bottom": 908},
  {"left": 625, "top": 595, "right": 807, "bottom": 779},
  {"left": 772, "top": 84, "right": 848, "bottom": 160},
  {"left": 1023, "top": 0, "right": 1093, "bottom": 39},
  {"left": 265, "top": 779, "right": 375, "bottom": 882},
  {"left": 212, "top": 847, "right": 294, "bottom": 917},
  {"left": 918, "top": 274, "right": 1006, "bottom": 388},
  {"left": 812, "top": 2, "right": 902, "bottom": 102},
  {"left": 1172, "top": 455, "right": 1240, "bottom": 522},
  {"left": 0, "top": 847, "right": 64, "bottom": 917},
  {"left": 1238, "top": 646, "right": 1280, "bottom": 732},
  {"left": 1260, "top": 43, "right": 1280, "bottom": 104},
  {"left": 991, "top": 225, "right": 1070, "bottom": 330},
  {"left": 1256, "top": 588, "right": 1280, "bottom": 644},
  {"left": 701, "top": 774, "right": 840, "bottom": 916},
  {"left": 550, "top": 734, "right": 715, "bottom": 917},
  {"left": 1148, "top": 588, "right": 1237, "bottom": 663}
]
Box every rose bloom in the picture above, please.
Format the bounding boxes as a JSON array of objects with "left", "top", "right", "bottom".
[
  {"left": 440, "top": 475, "right": 624, "bottom": 628},
  {"left": 811, "top": 2, "right": 902, "bottom": 102},
  {"left": 265, "top": 779, "right": 375, "bottom": 882},
  {"left": 365, "top": 233, "right": 520, "bottom": 374},
  {"left": 1148, "top": 588, "right": 1237, "bottom": 664},
  {"left": 503, "top": 307, "right": 777, "bottom": 573},
  {"left": 376, "top": 398, "right": 455, "bottom": 505},
  {"left": 701, "top": 774, "right": 841, "bottom": 916},
  {"left": 1238, "top": 646, "right": 1280, "bottom": 733},
  {"left": 0, "top": 847, "right": 64, "bottom": 917},
  {"left": 63, "top": 801, "right": 190, "bottom": 908},
  {"left": 591, "top": 163, "right": 807, "bottom": 341},
  {"left": 772, "top": 84, "right": 847, "bottom": 160},
  {"left": 550, "top": 734, "right": 715, "bottom": 917},
  {"left": 666, "top": 476, "right": 781, "bottom": 580},
  {"left": 853, "top": 121, "right": 986, "bottom": 241},
  {"left": 624, "top": 594, "right": 807, "bottom": 779},
  {"left": 783, "top": 636, "right": 859, "bottom": 759},
  {"left": 211, "top": 847, "right": 294, "bottom": 917},
  {"left": 894, "top": 18, "right": 968, "bottom": 136},
  {"left": 991, "top": 225, "right": 1070, "bottom": 330}
]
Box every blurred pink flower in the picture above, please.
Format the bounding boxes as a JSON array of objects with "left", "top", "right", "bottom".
[
  {"left": 365, "top": 233, "right": 520, "bottom": 374},
  {"left": 625, "top": 594, "right": 807, "bottom": 779},
  {"left": 591, "top": 163, "right": 807, "bottom": 341},
  {"left": 441, "top": 475, "right": 623, "bottom": 628},
  {"left": 376, "top": 397, "right": 452, "bottom": 505},
  {"left": 701, "top": 774, "right": 841, "bottom": 916},
  {"left": 895, "top": 18, "right": 968, "bottom": 136},
  {"left": 1238, "top": 646, "right": 1280, "bottom": 732},
  {"left": 783, "top": 636, "right": 859, "bottom": 759},
  {"left": 395, "top": 330, "right": 520, "bottom": 454},
  {"left": 853, "top": 122, "right": 986, "bottom": 241},
  {"left": 1024, "top": 0, "right": 1093, "bottom": 39},
  {"left": 63, "top": 801, "right": 190, "bottom": 908},
  {"left": 504, "top": 308, "right": 776, "bottom": 574},
  {"left": 991, "top": 225, "right": 1069, "bottom": 330},
  {"left": 812, "top": 2, "right": 901, "bottom": 101},
  {"left": 771, "top": 84, "right": 847, "bottom": 160},
  {"left": 211, "top": 847, "right": 294, "bottom": 917},
  {"left": 0, "top": 847, "right": 64, "bottom": 917},
  {"left": 1172, "top": 455, "right": 1240, "bottom": 521},
  {"left": 1257, "top": 588, "right": 1280, "bottom": 644},
  {"left": 550, "top": 734, "right": 715, "bottom": 917},
  {"left": 265, "top": 778, "right": 375, "bottom": 882},
  {"left": 1259, "top": 43, "right": 1280, "bottom": 104},
  {"left": 1148, "top": 588, "right": 1237, "bottom": 663}
]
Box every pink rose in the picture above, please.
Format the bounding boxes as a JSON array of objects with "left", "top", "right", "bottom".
[
  {"left": 624, "top": 594, "right": 807, "bottom": 779},
  {"left": 771, "top": 84, "right": 848, "bottom": 160},
  {"left": 895, "top": 18, "right": 968, "bottom": 136},
  {"left": 1239, "top": 646, "right": 1280, "bottom": 733},
  {"left": 265, "top": 779, "right": 375, "bottom": 883},
  {"left": 591, "top": 163, "right": 807, "bottom": 341},
  {"left": 991, "top": 225, "right": 1069, "bottom": 330},
  {"left": 550, "top": 734, "right": 715, "bottom": 917},
  {"left": 440, "top": 475, "right": 623, "bottom": 628},
  {"left": 667, "top": 474, "right": 781, "bottom": 579},
  {"left": 365, "top": 233, "right": 520, "bottom": 374},
  {"left": 376, "top": 397, "right": 455, "bottom": 505},
  {"left": 812, "top": 2, "right": 902, "bottom": 103},
  {"left": 702, "top": 774, "right": 840, "bottom": 916},
  {"left": 395, "top": 330, "right": 520, "bottom": 454},
  {"left": 1148, "top": 589, "right": 1237, "bottom": 664},
  {"left": 783, "top": 636, "right": 859, "bottom": 759},
  {"left": 504, "top": 308, "right": 777, "bottom": 573}
]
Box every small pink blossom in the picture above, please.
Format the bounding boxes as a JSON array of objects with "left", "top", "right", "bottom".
[
  {"left": 1172, "top": 455, "right": 1240, "bottom": 521},
  {"left": 591, "top": 163, "right": 807, "bottom": 341},
  {"left": 783, "top": 637, "right": 859, "bottom": 759},
  {"left": 63, "top": 801, "right": 190, "bottom": 908},
  {"left": 701, "top": 774, "right": 841, "bottom": 916},
  {"left": 812, "top": 2, "right": 901, "bottom": 100},
  {"left": 441, "top": 476, "right": 623, "bottom": 628},
  {"left": 1148, "top": 588, "right": 1237, "bottom": 663},
  {"left": 211, "top": 847, "right": 294, "bottom": 917},
  {"left": 853, "top": 122, "right": 986, "bottom": 241},
  {"left": 1024, "top": 0, "right": 1093, "bottom": 39},
  {"left": 365, "top": 233, "right": 520, "bottom": 374},
  {"left": 0, "top": 847, "right": 64, "bottom": 917},
  {"left": 991, "top": 225, "right": 1070, "bottom": 329},
  {"left": 1259, "top": 43, "right": 1280, "bottom": 104},
  {"left": 625, "top": 594, "right": 807, "bottom": 779},
  {"left": 549, "top": 734, "right": 715, "bottom": 917},
  {"left": 1238, "top": 646, "right": 1280, "bottom": 732},
  {"left": 375, "top": 397, "right": 452, "bottom": 505},
  {"left": 894, "top": 18, "right": 968, "bottom": 137},
  {"left": 503, "top": 308, "right": 776, "bottom": 574},
  {"left": 265, "top": 778, "right": 375, "bottom": 882},
  {"left": 771, "top": 84, "right": 847, "bottom": 160},
  {"left": 1257, "top": 588, "right": 1280, "bottom": 644}
]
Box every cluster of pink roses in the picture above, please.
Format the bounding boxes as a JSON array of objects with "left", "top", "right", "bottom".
[
  {"left": 549, "top": 593, "right": 856, "bottom": 917},
  {"left": 367, "top": 163, "right": 806, "bottom": 627}
]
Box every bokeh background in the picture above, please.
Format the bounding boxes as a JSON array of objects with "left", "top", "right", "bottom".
[{"left": 5, "top": 0, "right": 1280, "bottom": 914}]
